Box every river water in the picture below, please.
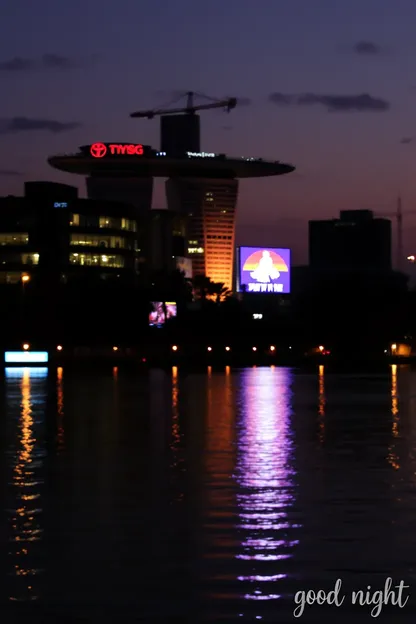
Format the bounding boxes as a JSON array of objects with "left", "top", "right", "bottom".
[{"left": 1, "top": 365, "right": 416, "bottom": 622}]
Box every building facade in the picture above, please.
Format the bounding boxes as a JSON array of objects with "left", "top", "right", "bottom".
[
  {"left": 0, "top": 182, "right": 141, "bottom": 285},
  {"left": 0, "top": 182, "right": 191, "bottom": 286},
  {"left": 165, "top": 177, "right": 238, "bottom": 289}
]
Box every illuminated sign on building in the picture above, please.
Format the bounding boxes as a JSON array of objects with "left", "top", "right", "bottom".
[
  {"left": 187, "top": 151, "right": 215, "bottom": 158},
  {"left": 237, "top": 247, "right": 291, "bottom": 294},
  {"left": 90, "top": 143, "right": 144, "bottom": 158},
  {"left": 5, "top": 351, "right": 49, "bottom": 363},
  {"left": 54, "top": 202, "right": 68, "bottom": 208}
]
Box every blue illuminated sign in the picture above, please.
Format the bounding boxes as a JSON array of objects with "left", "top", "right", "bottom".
[
  {"left": 5, "top": 351, "right": 49, "bottom": 363},
  {"left": 54, "top": 202, "right": 68, "bottom": 208}
]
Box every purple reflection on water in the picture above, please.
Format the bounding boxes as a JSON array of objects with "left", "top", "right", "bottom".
[{"left": 235, "top": 367, "right": 299, "bottom": 608}]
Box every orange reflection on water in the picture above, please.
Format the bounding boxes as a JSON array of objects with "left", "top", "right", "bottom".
[
  {"left": 204, "top": 364, "right": 234, "bottom": 513},
  {"left": 6, "top": 367, "right": 47, "bottom": 602},
  {"left": 171, "top": 366, "right": 180, "bottom": 458},
  {"left": 388, "top": 364, "right": 400, "bottom": 470},
  {"left": 236, "top": 368, "right": 299, "bottom": 606},
  {"left": 56, "top": 367, "right": 65, "bottom": 453},
  {"left": 318, "top": 365, "right": 325, "bottom": 443}
]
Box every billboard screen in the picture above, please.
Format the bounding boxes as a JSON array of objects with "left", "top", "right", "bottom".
[
  {"left": 175, "top": 257, "right": 192, "bottom": 279},
  {"left": 149, "top": 302, "right": 177, "bottom": 326},
  {"left": 238, "top": 247, "right": 291, "bottom": 294}
]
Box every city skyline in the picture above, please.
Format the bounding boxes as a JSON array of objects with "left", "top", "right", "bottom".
[{"left": 1, "top": 0, "right": 416, "bottom": 263}]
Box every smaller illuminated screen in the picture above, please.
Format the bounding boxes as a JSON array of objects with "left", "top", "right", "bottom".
[
  {"left": 5, "top": 351, "right": 49, "bottom": 363},
  {"left": 165, "top": 302, "right": 177, "bottom": 320},
  {"left": 149, "top": 302, "right": 177, "bottom": 326}
]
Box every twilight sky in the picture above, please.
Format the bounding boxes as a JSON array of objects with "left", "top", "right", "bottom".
[{"left": 1, "top": 0, "right": 416, "bottom": 264}]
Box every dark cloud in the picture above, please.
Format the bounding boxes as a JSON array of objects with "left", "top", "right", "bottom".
[
  {"left": 269, "top": 92, "right": 390, "bottom": 112},
  {"left": 400, "top": 137, "right": 413, "bottom": 144},
  {"left": 353, "top": 41, "right": 384, "bottom": 55},
  {"left": 0, "top": 57, "right": 34, "bottom": 71},
  {"left": 0, "top": 54, "right": 85, "bottom": 72},
  {"left": 41, "top": 53, "right": 77, "bottom": 69},
  {"left": 0, "top": 117, "right": 81, "bottom": 134},
  {"left": 0, "top": 169, "right": 22, "bottom": 176}
]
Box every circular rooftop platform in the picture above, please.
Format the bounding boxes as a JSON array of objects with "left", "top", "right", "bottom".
[{"left": 48, "top": 149, "right": 295, "bottom": 179}]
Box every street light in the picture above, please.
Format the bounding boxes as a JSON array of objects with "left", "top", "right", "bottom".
[
  {"left": 21, "top": 274, "right": 30, "bottom": 283},
  {"left": 407, "top": 255, "right": 415, "bottom": 262}
]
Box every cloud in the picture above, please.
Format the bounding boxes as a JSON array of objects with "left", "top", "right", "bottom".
[
  {"left": 400, "top": 137, "right": 413, "bottom": 144},
  {"left": 0, "top": 117, "right": 81, "bottom": 134},
  {"left": 269, "top": 92, "right": 390, "bottom": 112},
  {"left": 0, "top": 57, "right": 34, "bottom": 71},
  {"left": 353, "top": 41, "right": 384, "bottom": 55},
  {"left": 41, "top": 54, "right": 77, "bottom": 69},
  {"left": 0, "top": 169, "right": 22, "bottom": 176},
  {"left": 0, "top": 53, "right": 86, "bottom": 72}
]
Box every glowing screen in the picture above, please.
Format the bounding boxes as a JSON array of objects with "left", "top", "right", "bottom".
[{"left": 238, "top": 247, "right": 291, "bottom": 294}]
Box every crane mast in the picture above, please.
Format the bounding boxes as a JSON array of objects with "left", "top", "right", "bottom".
[{"left": 129, "top": 91, "right": 237, "bottom": 154}]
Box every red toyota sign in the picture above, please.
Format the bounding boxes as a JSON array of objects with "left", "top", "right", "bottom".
[{"left": 90, "top": 143, "right": 144, "bottom": 158}]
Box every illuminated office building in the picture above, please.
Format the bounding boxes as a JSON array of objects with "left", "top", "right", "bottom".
[
  {"left": 166, "top": 177, "right": 238, "bottom": 289},
  {"left": 49, "top": 137, "right": 295, "bottom": 290}
]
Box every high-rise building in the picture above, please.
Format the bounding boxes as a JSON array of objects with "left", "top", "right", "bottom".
[
  {"left": 309, "top": 209, "right": 392, "bottom": 271},
  {"left": 166, "top": 177, "right": 238, "bottom": 289},
  {"left": 145, "top": 209, "right": 188, "bottom": 273},
  {"left": 48, "top": 133, "right": 295, "bottom": 291}
]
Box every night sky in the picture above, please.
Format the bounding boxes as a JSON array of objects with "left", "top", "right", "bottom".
[{"left": 1, "top": 0, "right": 416, "bottom": 264}]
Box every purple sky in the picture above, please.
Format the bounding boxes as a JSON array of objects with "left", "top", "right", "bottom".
[{"left": 1, "top": 0, "right": 416, "bottom": 264}]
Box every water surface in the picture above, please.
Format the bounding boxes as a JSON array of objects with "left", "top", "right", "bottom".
[{"left": 1, "top": 364, "right": 415, "bottom": 622}]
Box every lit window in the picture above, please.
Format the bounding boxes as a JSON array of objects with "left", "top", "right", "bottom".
[
  {"left": 69, "top": 253, "right": 125, "bottom": 268},
  {"left": 22, "top": 253, "right": 39, "bottom": 265},
  {"left": 188, "top": 247, "right": 204, "bottom": 254},
  {"left": 70, "top": 213, "right": 80, "bottom": 226},
  {"left": 70, "top": 234, "right": 126, "bottom": 248},
  {"left": 0, "top": 233, "right": 29, "bottom": 245}
]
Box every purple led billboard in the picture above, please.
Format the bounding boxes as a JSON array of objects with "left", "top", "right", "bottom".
[{"left": 238, "top": 247, "right": 291, "bottom": 294}]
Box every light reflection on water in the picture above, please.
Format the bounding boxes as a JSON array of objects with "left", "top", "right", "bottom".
[
  {"left": 4, "top": 367, "right": 47, "bottom": 604},
  {"left": 235, "top": 367, "right": 299, "bottom": 610},
  {"left": 1, "top": 364, "right": 416, "bottom": 621}
]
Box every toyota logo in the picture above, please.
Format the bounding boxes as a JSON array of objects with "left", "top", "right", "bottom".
[{"left": 90, "top": 142, "right": 107, "bottom": 158}]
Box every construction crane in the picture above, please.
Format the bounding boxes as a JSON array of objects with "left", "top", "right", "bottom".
[
  {"left": 130, "top": 91, "right": 237, "bottom": 119},
  {"left": 376, "top": 196, "right": 416, "bottom": 271}
]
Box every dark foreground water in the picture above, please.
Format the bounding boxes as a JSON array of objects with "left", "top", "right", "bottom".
[{"left": 0, "top": 364, "right": 416, "bottom": 623}]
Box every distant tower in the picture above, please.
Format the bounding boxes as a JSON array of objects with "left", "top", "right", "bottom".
[
  {"left": 161, "top": 114, "right": 200, "bottom": 155},
  {"left": 166, "top": 177, "right": 238, "bottom": 290}
]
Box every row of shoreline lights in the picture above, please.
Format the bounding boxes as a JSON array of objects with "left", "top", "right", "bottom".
[
  {"left": 171, "top": 345, "right": 280, "bottom": 352},
  {"left": 19, "top": 344, "right": 329, "bottom": 354},
  {"left": 172, "top": 345, "right": 327, "bottom": 352},
  {"left": 22, "top": 344, "right": 119, "bottom": 352}
]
